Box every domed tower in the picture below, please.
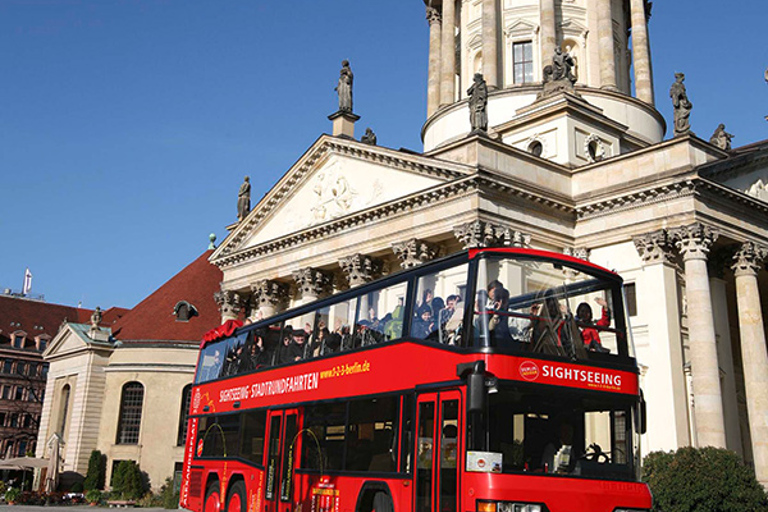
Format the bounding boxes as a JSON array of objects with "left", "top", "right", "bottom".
[{"left": 422, "top": 0, "right": 665, "bottom": 165}]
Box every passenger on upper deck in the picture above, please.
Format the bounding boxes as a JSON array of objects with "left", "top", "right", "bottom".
[
  {"left": 532, "top": 294, "right": 575, "bottom": 357},
  {"left": 412, "top": 306, "right": 436, "bottom": 339},
  {"left": 575, "top": 298, "right": 611, "bottom": 353}
]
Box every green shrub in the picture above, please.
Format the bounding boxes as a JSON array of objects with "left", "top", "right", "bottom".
[
  {"left": 159, "top": 477, "right": 180, "bottom": 509},
  {"left": 111, "top": 460, "right": 147, "bottom": 501},
  {"left": 137, "top": 491, "right": 162, "bottom": 508},
  {"left": 84, "top": 450, "right": 107, "bottom": 490},
  {"left": 5, "top": 488, "right": 21, "bottom": 503},
  {"left": 643, "top": 447, "right": 768, "bottom": 512},
  {"left": 85, "top": 489, "right": 102, "bottom": 504}
]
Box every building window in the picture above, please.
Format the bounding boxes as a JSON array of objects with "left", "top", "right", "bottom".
[
  {"left": 16, "top": 362, "right": 26, "bottom": 376},
  {"left": 15, "top": 387, "right": 23, "bottom": 401},
  {"left": 177, "top": 384, "right": 192, "bottom": 446},
  {"left": 2, "top": 386, "right": 11, "bottom": 400},
  {"left": 116, "top": 382, "right": 144, "bottom": 445},
  {"left": 528, "top": 140, "right": 544, "bottom": 157},
  {"left": 58, "top": 384, "right": 71, "bottom": 436},
  {"left": 174, "top": 301, "right": 198, "bottom": 322},
  {"left": 3, "top": 360, "right": 12, "bottom": 374},
  {"left": 0, "top": 412, "right": 5, "bottom": 426},
  {"left": 624, "top": 283, "right": 638, "bottom": 317},
  {"left": 513, "top": 41, "right": 534, "bottom": 84},
  {"left": 10, "top": 413, "right": 19, "bottom": 428}
]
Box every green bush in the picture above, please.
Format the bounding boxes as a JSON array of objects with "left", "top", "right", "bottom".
[
  {"left": 85, "top": 489, "right": 102, "bottom": 504},
  {"left": 159, "top": 477, "right": 180, "bottom": 509},
  {"left": 84, "top": 450, "right": 107, "bottom": 490},
  {"left": 643, "top": 447, "right": 768, "bottom": 512},
  {"left": 111, "top": 460, "right": 147, "bottom": 501},
  {"left": 5, "top": 487, "right": 21, "bottom": 503},
  {"left": 137, "top": 491, "right": 162, "bottom": 508}
]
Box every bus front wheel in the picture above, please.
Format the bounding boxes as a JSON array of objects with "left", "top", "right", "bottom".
[
  {"left": 204, "top": 483, "right": 221, "bottom": 512},
  {"left": 371, "top": 492, "right": 393, "bottom": 512},
  {"left": 226, "top": 481, "right": 247, "bottom": 512}
]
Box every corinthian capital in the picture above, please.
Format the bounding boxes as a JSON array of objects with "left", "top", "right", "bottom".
[
  {"left": 291, "top": 267, "right": 332, "bottom": 299},
  {"left": 213, "top": 286, "right": 242, "bottom": 322},
  {"left": 564, "top": 247, "right": 591, "bottom": 261},
  {"left": 250, "top": 279, "right": 287, "bottom": 309},
  {"left": 453, "top": 220, "right": 531, "bottom": 250},
  {"left": 426, "top": 6, "right": 441, "bottom": 24},
  {"left": 392, "top": 238, "right": 438, "bottom": 269},
  {"left": 339, "top": 254, "right": 382, "bottom": 287},
  {"left": 671, "top": 223, "right": 719, "bottom": 261},
  {"left": 633, "top": 229, "right": 675, "bottom": 264},
  {"left": 732, "top": 241, "right": 768, "bottom": 277}
]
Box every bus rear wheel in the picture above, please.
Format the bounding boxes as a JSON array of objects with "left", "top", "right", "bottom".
[
  {"left": 371, "top": 492, "right": 393, "bottom": 512},
  {"left": 226, "top": 481, "right": 247, "bottom": 512},
  {"left": 204, "top": 483, "right": 221, "bottom": 512}
]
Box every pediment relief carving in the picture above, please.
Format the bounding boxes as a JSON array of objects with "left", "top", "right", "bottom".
[{"left": 746, "top": 178, "right": 768, "bottom": 202}]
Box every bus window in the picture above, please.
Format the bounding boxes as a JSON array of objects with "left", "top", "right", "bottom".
[
  {"left": 221, "top": 333, "right": 248, "bottom": 377},
  {"left": 400, "top": 395, "right": 414, "bottom": 473},
  {"left": 302, "top": 402, "right": 347, "bottom": 472},
  {"left": 198, "top": 414, "right": 239, "bottom": 459},
  {"left": 411, "top": 264, "right": 468, "bottom": 345},
  {"left": 329, "top": 297, "right": 357, "bottom": 353},
  {"left": 355, "top": 281, "right": 408, "bottom": 348},
  {"left": 240, "top": 409, "right": 268, "bottom": 464},
  {"left": 275, "top": 316, "right": 312, "bottom": 365},
  {"left": 280, "top": 414, "right": 298, "bottom": 502},
  {"left": 346, "top": 396, "right": 399, "bottom": 472},
  {"left": 197, "top": 340, "right": 225, "bottom": 383}
]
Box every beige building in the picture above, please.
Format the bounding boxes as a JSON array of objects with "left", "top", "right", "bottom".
[
  {"left": 35, "top": 250, "right": 223, "bottom": 490},
  {"left": 208, "top": 0, "right": 768, "bottom": 488}
]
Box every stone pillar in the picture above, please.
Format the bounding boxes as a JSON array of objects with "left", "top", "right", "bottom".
[
  {"left": 427, "top": 6, "right": 443, "bottom": 117},
  {"left": 633, "top": 230, "right": 691, "bottom": 449},
  {"left": 732, "top": 242, "right": 768, "bottom": 486},
  {"left": 214, "top": 287, "right": 242, "bottom": 324},
  {"left": 597, "top": 0, "right": 618, "bottom": 90},
  {"left": 339, "top": 254, "right": 382, "bottom": 288},
  {"left": 250, "top": 280, "right": 287, "bottom": 320},
  {"left": 482, "top": 0, "right": 499, "bottom": 89},
  {"left": 328, "top": 111, "right": 360, "bottom": 139},
  {"left": 292, "top": 267, "right": 332, "bottom": 304},
  {"left": 453, "top": 220, "right": 531, "bottom": 249},
  {"left": 629, "top": 0, "right": 654, "bottom": 104},
  {"left": 392, "top": 238, "right": 438, "bottom": 269},
  {"left": 439, "top": 0, "right": 456, "bottom": 106},
  {"left": 672, "top": 223, "right": 726, "bottom": 448},
  {"left": 540, "top": 0, "right": 557, "bottom": 64}
]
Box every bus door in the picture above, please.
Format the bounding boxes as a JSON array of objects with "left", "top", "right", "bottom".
[
  {"left": 414, "top": 391, "right": 461, "bottom": 512},
  {"left": 263, "top": 409, "right": 301, "bottom": 512}
]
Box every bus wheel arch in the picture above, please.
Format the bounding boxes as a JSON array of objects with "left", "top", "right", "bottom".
[
  {"left": 355, "top": 482, "right": 394, "bottom": 512},
  {"left": 226, "top": 479, "right": 247, "bottom": 512},
  {"left": 204, "top": 476, "right": 221, "bottom": 512}
]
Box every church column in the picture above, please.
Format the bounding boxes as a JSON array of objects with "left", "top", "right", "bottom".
[
  {"left": 392, "top": 238, "right": 438, "bottom": 269},
  {"left": 633, "top": 230, "right": 691, "bottom": 448},
  {"left": 292, "top": 267, "right": 332, "bottom": 305},
  {"left": 732, "top": 242, "right": 768, "bottom": 486},
  {"left": 214, "top": 287, "right": 243, "bottom": 324},
  {"left": 482, "top": 0, "right": 500, "bottom": 89},
  {"left": 339, "top": 254, "right": 382, "bottom": 288},
  {"left": 596, "top": 0, "right": 617, "bottom": 90},
  {"left": 453, "top": 220, "right": 531, "bottom": 249},
  {"left": 440, "top": 0, "right": 457, "bottom": 106},
  {"left": 540, "top": 0, "right": 557, "bottom": 63},
  {"left": 629, "top": 0, "right": 654, "bottom": 104},
  {"left": 427, "top": 6, "right": 443, "bottom": 117},
  {"left": 250, "top": 280, "right": 287, "bottom": 320},
  {"left": 672, "top": 223, "right": 726, "bottom": 448}
]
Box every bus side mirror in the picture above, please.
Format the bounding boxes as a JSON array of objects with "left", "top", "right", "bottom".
[
  {"left": 634, "top": 390, "right": 647, "bottom": 434},
  {"left": 457, "top": 361, "right": 486, "bottom": 413}
]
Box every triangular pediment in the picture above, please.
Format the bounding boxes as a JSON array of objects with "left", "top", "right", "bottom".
[
  {"left": 45, "top": 323, "right": 113, "bottom": 359},
  {"left": 214, "top": 135, "right": 470, "bottom": 259}
]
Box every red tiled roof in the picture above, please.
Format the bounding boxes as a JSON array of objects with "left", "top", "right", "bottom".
[
  {"left": 110, "top": 250, "right": 223, "bottom": 343},
  {"left": 0, "top": 295, "right": 121, "bottom": 345}
]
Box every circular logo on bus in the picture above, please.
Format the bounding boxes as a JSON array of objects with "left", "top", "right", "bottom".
[
  {"left": 519, "top": 361, "right": 540, "bottom": 381},
  {"left": 196, "top": 439, "right": 204, "bottom": 457},
  {"left": 193, "top": 389, "right": 201, "bottom": 411}
]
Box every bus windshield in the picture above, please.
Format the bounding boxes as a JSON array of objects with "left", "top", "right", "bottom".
[
  {"left": 486, "top": 386, "right": 636, "bottom": 481},
  {"left": 474, "top": 255, "right": 630, "bottom": 360}
]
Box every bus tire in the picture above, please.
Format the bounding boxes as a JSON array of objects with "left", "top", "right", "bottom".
[
  {"left": 226, "top": 481, "right": 247, "bottom": 512},
  {"left": 204, "top": 482, "right": 221, "bottom": 512},
  {"left": 372, "top": 492, "right": 393, "bottom": 512}
]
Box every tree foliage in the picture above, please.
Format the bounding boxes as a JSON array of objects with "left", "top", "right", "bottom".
[
  {"left": 642, "top": 447, "right": 768, "bottom": 512},
  {"left": 111, "top": 460, "right": 147, "bottom": 501},
  {"left": 83, "top": 450, "right": 107, "bottom": 491}
]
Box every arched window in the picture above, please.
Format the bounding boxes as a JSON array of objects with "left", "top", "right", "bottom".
[
  {"left": 177, "top": 384, "right": 193, "bottom": 446},
  {"left": 116, "top": 382, "right": 144, "bottom": 445},
  {"left": 57, "top": 385, "right": 71, "bottom": 436}
]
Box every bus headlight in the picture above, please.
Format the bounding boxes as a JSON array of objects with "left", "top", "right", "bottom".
[{"left": 478, "top": 501, "right": 544, "bottom": 512}]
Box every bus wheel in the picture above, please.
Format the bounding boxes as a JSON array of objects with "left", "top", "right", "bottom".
[
  {"left": 204, "top": 483, "right": 221, "bottom": 512},
  {"left": 371, "top": 492, "right": 393, "bottom": 512},
  {"left": 226, "top": 481, "right": 247, "bottom": 512}
]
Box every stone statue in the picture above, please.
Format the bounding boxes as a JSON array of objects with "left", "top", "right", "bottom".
[
  {"left": 539, "top": 47, "right": 577, "bottom": 99},
  {"left": 90, "top": 306, "right": 102, "bottom": 330},
  {"left": 361, "top": 127, "right": 377, "bottom": 145},
  {"left": 670, "top": 73, "right": 693, "bottom": 136},
  {"left": 237, "top": 176, "right": 251, "bottom": 222},
  {"left": 335, "top": 60, "right": 354, "bottom": 113},
  {"left": 709, "top": 124, "right": 734, "bottom": 151},
  {"left": 467, "top": 73, "right": 488, "bottom": 133}
]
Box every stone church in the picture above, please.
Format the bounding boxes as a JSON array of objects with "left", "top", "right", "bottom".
[{"left": 209, "top": 0, "right": 768, "bottom": 488}]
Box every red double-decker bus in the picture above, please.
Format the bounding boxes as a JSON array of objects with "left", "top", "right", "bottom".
[{"left": 180, "top": 248, "right": 651, "bottom": 512}]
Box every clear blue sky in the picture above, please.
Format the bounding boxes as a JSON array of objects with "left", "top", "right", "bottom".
[{"left": 1, "top": 1, "right": 766, "bottom": 310}]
